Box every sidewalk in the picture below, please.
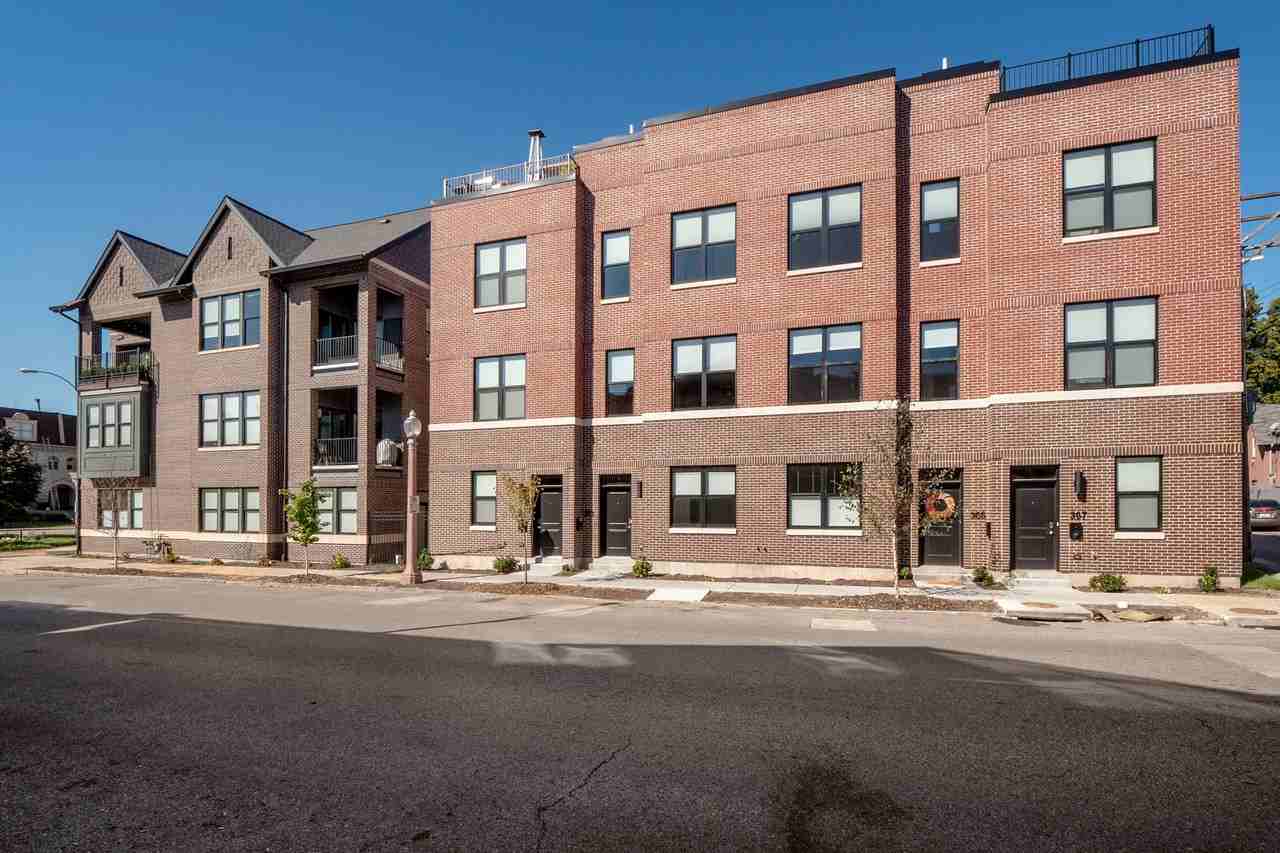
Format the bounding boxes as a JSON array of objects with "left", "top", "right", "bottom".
[{"left": 7, "top": 550, "right": 1279, "bottom": 625}]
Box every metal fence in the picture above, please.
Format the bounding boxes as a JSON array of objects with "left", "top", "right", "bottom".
[
  {"left": 76, "top": 352, "right": 156, "bottom": 387},
  {"left": 442, "top": 153, "right": 576, "bottom": 199},
  {"left": 375, "top": 337, "right": 404, "bottom": 372},
  {"left": 1000, "top": 26, "right": 1215, "bottom": 94},
  {"left": 314, "top": 335, "right": 357, "bottom": 366},
  {"left": 314, "top": 437, "right": 357, "bottom": 467}
]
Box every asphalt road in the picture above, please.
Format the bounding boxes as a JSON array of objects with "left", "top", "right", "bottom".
[
  {"left": 2, "top": 573, "right": 1279, "bottom": 852},
  {"left": 1252, "top": 530, "right": 1280, "bottom": 571}
]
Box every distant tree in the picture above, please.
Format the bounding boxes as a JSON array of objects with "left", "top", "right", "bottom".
[
  {"left": 499, "top": 473, "right": 540, "bottom": 584},
  {"left": 1245, "top": 287, "right": 1280, "bottom": 403},
  {"left": 280, "top": 479, "right": 322, "bottom": 572},
  {"left": 0, "top": 428, "right": 42, "bottom": 524}
]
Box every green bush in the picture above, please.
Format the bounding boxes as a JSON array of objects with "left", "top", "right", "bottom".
[
  {"left": 161, "top": 547, "right": 179, "bottom": 564},
  {"left": 494, "top": 555, "right": 518, "bottom": 574},
  {"left": 417, "top": 549, "right": 434, "bottom": 571},
  {"left": 1198, "top": 564, "right": 1219, "bottom": 593},
  {"left": 971, "top": 566, "right": 995, "bottom": 588},
  {"left": 1088, "top": 573, "right": 1128, "bottom": 593},
  {"left": 332, "top": 552, "right": 352, "bottom": 570},
  {"left": 898, "top": 565, "right": 913, "bottom": 580},
  {"left": 632, "top": 555, "right": 653, "bottom": 578}
]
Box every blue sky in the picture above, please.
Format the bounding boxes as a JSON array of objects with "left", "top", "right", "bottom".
[{"left": 1, "top": 1, "right": 1275, "bottom": 414}]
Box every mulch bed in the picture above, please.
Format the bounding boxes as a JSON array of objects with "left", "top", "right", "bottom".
[
  {"left": 703, "top": 591, "right": 996, "bottom": 612},
  {"left": 433, "top": 580, "right": 650, "bottom": 601},
  {"left": 645, "top": 573, "right": 914, "bottom": 589}
]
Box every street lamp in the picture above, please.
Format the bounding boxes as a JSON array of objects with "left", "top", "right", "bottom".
[
  {"left": 402, "top": 410, "right": 423, "bottom": 585},
  {"left": 17, "top": 368, "right": 80, "bottom": 555}
]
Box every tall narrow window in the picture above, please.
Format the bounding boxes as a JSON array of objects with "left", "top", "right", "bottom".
[
  {"left": 1116, "top": 457, "right": 1161, "bottom": 531},
  {"left": 472, "top": 471, "right": 497, "bottom": 525},
  {"left": 475, "top": 238, "right": 527, "bottom": 308},
  {"left": 672, "top": 336, "right": 736, "bottom": 409},
  {"left": 129, "top": 490, "right": 144, "bottom": 529},
  {"left": 670, "top": 467, "right": 736, "bottom": 529},
  {"left": 921, "top": 180, "right": 960, "bottom": 261},
  {"left": 788, "top": 325, "right": 861, "bottom": 403},
  {"left": 602, "top": 230, "right": 631, "bottom": 299},
  {"left": 243, "top": 291, "right": 261, "bottom": 345},
  {"left": 921, "top": 320, "right": 959, "bottom": 401},
  {"left": 1063, "top": 140, "right": 1155, "bottom": 237},
  {"left": 672, "top": 206, "right": 736, "bottom": 284},
  {"left": 606, "top": 348, "right": 635, "bottom": 416},
  {"left": 474, "top": 355, "right": 526, "bottom": 421},
  {"left": 87, "top": 405, "right": 100, "bottom": 448},
  {"left": 102, "top": 403, "right": 117, "bottom": 447},
  {"left": 118, "top": 402, "right": 132, "bottom": 446},
  {"left": 789, "top": 186, "right": 862, "bottom": 270},
  {"left": 788, "top": 464, "right": 859, "bottom": 530},
  {"left": 1065, "top": 298, "right": 1157, "bottom": 389},
  {"left": 244, "top": 489, "right": 260, "bottom": 532}
]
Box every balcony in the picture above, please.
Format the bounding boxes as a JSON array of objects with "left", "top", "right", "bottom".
[
  {"left": 76, "top": 352, "right": 156, "bottom": 391},
  {"left": 375, "top": 337, "right": 404, "bottom": 372},
  {"left": 999, "top": 26, "right": 1216, "bottom": 95},
  {"left": 442, "top": 153, "right": 576, "bottom": 200},
  {"left": 314, "top": 335, "right": 357, "bottom": 368},
  {"left": 314, "top": 437, "right": 357, "bottom": 468}
]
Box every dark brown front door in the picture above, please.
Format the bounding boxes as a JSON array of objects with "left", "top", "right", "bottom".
[
  {"left": 920, "top": 482, "right": 962, "bottom": 565},
  {"left": 1012, "top": 478, "right": 1058, "bottom": 571},
  {"left": 535, "top": 482, "right": 562, "bottom": 557},
  {"left": 602, "top": 483, "right": 631, "bottom": 556}
]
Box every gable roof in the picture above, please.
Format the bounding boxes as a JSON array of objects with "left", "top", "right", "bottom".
[
  {"left": 0, "top": 407, "right": 77, "bottom": 446},
  {"left": 63, "top": 230, "right": 187, "bottom": 307},
  {"left": 168, "top": 195, "right": 314, "bottom": 286},
  {"left": 271, "top": 206, "right": 432, "bottom": 273}
]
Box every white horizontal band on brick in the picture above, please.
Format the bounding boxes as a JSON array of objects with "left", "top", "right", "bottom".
[
  {"left": 1062, "top": 226, "right": 1160, "bottom": 245},
  {"left": 785, "top": 528, "right": 865, "bottom": 537},
  {"left": 600, "top": 296, "right": 631, "bottom": 305},
  {"left": 584, "top": 415, "right": 645, "bottom": 426},
  {"left": 913, "top": 382, "right": 1244, "bottom": 411},
  {"left": 669, "top": 527, "right": 736, "bottom": 535},
  {"left": 79, "top": 386, "right": 144, "bottom": 397},
  {"left": 197, "top": 445, "right": 260, "bottom": 452},
  {"left": 919, "top": 257, "right": 962, "bottom": 268},
  {"left": 784, "top": 261, "right": 864, "bottom": 277},
  {"left": 473, "top": 302, "right": 526, "bottom": 314},
  {"left": 670, "top": 277, "right": 736, "bottom": 291},
  {"left": 313, "top": 464, "right": 358, "bottom": 471},
  {"left": 197, "top": 344, "right": 260, "bottom": 355},
  {"left": 469, "top": 524, "right": 496, "bottom": 532},
  {"left": 313, "top": 362, "right": 357, "bottom": 372},
  {"left": 86, "top": 529, "right": 283, "bottom": 543},
  {"left": 643, "top": 400, "right": 895, "bottom": 422},
  {"left": 430, "top": 416, "right": 578, "bottom": 432},
  {"left": 1113, "top": 531, "right": 1167, "bottom": 540}
]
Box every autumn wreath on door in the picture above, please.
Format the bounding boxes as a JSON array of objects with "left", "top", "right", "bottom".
[{"left": 922, "top": 490, "right": 957, "bottom": 523}]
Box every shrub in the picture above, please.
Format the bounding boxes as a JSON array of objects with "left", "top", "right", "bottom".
[
  {"left": 632, "top": 555, "right": 653, "bottom": 578},
  {"left": 332, "top": 553, "right": 352, "bottom": 570},
  {"left": 1198, "top": 564, "right": 1219, "bottom": 593},
  {"left": 898, "top": 565, "right": 913, "bottom": 581},
  {"left": 1088, "top": 573, "right": 1128, "bottom": 593},
  {"left": 971, "top": 566, "right": 995, "bottom": 588},
  {"left": 417, "top": 549, "right": 434, "bottom": 572},
  {"left": 257, "top": 555, "right": 274, "bottom": 568},
  {"left": 210, "top": 558, "right": 224, "bottom": 566},
  {"left": 161, "top": 546, "right": 179, "bottom": 564},
  {"left": 494, "top": 555, "right": 518, "bottom": 574}
]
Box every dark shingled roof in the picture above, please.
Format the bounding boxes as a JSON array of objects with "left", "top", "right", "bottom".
[
  {"left": 283, "top": 206, "right": 432, "bottom": 270},
  {"left": 0, "top": 407, "right": 77, "bottom": 446},
  {"left": 63, "top": 231, "right": 188, "bottom": 307}
]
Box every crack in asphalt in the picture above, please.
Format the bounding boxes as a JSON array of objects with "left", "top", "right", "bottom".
[{"left": 532, "top": 739, "right": 632, "bottom": 853}]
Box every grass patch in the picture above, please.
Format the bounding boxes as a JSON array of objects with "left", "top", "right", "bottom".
[
  {"left": 1243, "top": 562, "right": 1280, "bottom": 591},
  {"left": 0, "top": 535, "right": 75, "bottom": 552}
]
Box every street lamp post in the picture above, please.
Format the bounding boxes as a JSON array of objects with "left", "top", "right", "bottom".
[
  {"left": 402, "top": 410, "right": 423, "bottom": 585},
  {"left": 17, "top": 368, "right": 79, "bottom": 556}
]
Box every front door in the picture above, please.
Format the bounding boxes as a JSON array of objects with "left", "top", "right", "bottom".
[
  {"left": 920, "top": 481, "right": 962, "bottom": 565},
  {"left": 535, "top": 483, "right": 562, "bottom": 557},
  {"left": 602, "top": 482, "right": 632, "bottom": 556},
  {"left": 1012, "top": 475, "right": 1058, "bottom": 571}
]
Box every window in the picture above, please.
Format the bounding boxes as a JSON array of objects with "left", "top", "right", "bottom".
[
  {"left": 472, "top": 471, "right": 497, "bottom": 526},
  {"left": 921, "top": 180, "right": 959, "bottom": 261},
  {"left": 602, "top": 230, "right": 631, "bottom": 299},
  {"left": 318, "top": 488, "right": 358, "bottom": 534},
  {"left": 101, "top": 490, "right": 143, "bottom": 529},
  {"left": 1063, "top": 140, "right": 1155, "bottom": 237},
  {"left": 48, "top": 457, "right": 58, "bottom": 470},
  {"left": 606, "top": 349, "right": 635, "bottom": 416},
  {"left": 1116, "top": 457, "right": 1161, "bottom": 531},
  {"left": 789, "top": 325, "right": 861, "bottom": 403},
  {"left": 920, "top": 321, "right": 959, "bottom": 401},
  {"left": 119, "top": 402, "right": 132, "bottom": 446},
  {"left": 200, "top": 391, "right": 261, "bottom": 446},
  {"left": 788, "top": 464, "right": 859, "bottom": 529},
  {"left": 672, "top": 206, "right": 736, "bottom": 284},
  {"left": 200, "top": 290, "right": 261, "bottom": 350},
  {"left": 671, "top": 467, "right": 736, "bottom": 528},
  {"left": 474, "top": 354, "right": 526, "bottom": 421},
  {"left": 6, "top": 419, "right": 35, "bottom": 441},
  {"left": 789, "top": 186, "right": 862, "bottom": 270},
  {"left": 86, "top": 405, "right": 100, "bottom": 448},
  {"left": 672, "top": 336, "right": 736, "bottom": 409},
  {"left": 199, "top": 488, "right": 260, "bottom": 533},
  {"left": 1065, "top": 298, "right": 1157, "bottom": 389},
  {"left": 475, "top": 238, "right": 527, "bottom": 308},
  {"left": 103, "top": 403, "right": 116, "bottom": 447},
  {"left": 85, "top": 402, "right": 131, "bottom": 448}
]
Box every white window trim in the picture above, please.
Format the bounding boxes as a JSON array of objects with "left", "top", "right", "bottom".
[
  {"left": 1113, "top": 531, "right": 1166, "bottom": 540},
  {"left": 473, "top": 302, "right": 527, "bottom": 314},
  {"left": 470, "top": 524, "right": 496, "bottom": 532},
  {"left": 600, "top": 296, "right": 631, "bottom": 305},
  {"left": 669, "top": 526, "right": 737, "bottom": 535},
  {"left": 785, "top": 528, "right": 864, "bottom": 537},
  {"left": 785, "top": 262, "right": 863, "bottom": 278},
  {"left": 920, "top": 257, "right": 962, "bottom": 268},
  {"left": 197, "top": 344, "right": 261, "bottom": 355},
  {"left": 671, "top": 277, "right": 736, "bottom": 291},
  {"left": 197, "top": 445, "right": 260, "bottom": 452},
  {"left": 1062, "top": 226, "right": 1160, "bottom": 245},
  {"left": 313, "top": 362, "right": 358, "bottom": 372}
]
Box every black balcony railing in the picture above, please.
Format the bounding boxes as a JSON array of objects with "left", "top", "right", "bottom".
[
  {"left": 375, "top": 337, "right": 404, "bottom": 372},
  {"left": 75, "top": 352, "right": 156, "bottom": 389},
  {"left": 314, "top": 437, "right": 357, "bottom": 467},
  {"left": 314, "top": 335, "right": 357, "bottom": 367},
  {"left": 999, "top": 25, "right": 1215, "bottom": 94}
]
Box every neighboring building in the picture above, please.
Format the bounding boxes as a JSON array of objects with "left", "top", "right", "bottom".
[
  {"left": 428, "top": 27, "right": 1244, "bottom": 586},
  {"left": 0, "top": 407, "right": 77, "bottom": 512},
  {"left": 1248, "top": 403, "right": 1280, "bottom": 498},
  {"left": 52, "top": 198, "right": 430, "bottom": 564}
]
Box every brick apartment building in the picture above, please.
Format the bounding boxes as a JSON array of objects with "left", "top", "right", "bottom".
[
  {"left": 427, "top": 27, "right": 1245, "bottom": 587},
  {"left": 52, "top": 198, "right": 430, "bottom": 564}
]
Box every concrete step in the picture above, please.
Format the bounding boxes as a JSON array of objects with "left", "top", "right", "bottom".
[
  {"left": 912, "top": 565, "right": 969, "bottom": 585},
  {"left": 995, "top": 597, "right": 1091, "bottom": 622}
]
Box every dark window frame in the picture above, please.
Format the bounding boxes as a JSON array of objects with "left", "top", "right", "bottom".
[
  {"left": 605, "top": 348, "right": 635, "bottom": 417},
  {"left": 199, "top": 290, "right": 262, "bottom": 351},
  {"left": 474, "top": 353, "right": 527, "bottom": 422},
  {"left": 199, "top": 390, "right": 261, "bottom": 447},
  {"left": 602, "top": 230, "right": 631, "bottom": 299},
  {"left": 670, "top": 205, "right": 737, "bottom": 284},
  {"left": 86, "top": 401, "right": 130, "bottom": 449},
  {"left": 1062, "top": 138, "right": 1157, "bottom": 238},
  {"left": 471, "top": 470, "right": 497, "bottom": 526},
  {"left": 669, "top": 466, "right": 737, "bottom": 529},
  {"left": 920, "top": 320, "right": 960, "bottom": 401},
  {"left": 1115, "top": 456, "right": 1162, "bottom": 532},
  {"left": 198, "top": 487, "right": 261, "bottom": 533},
  {"left": 787, "top": 463, "right": 859, "bottom": 530},
  {"left": 86, "top": 403, "right": 100, "bottom": 448},
  {"left": 671, "top": 335, "right": 737, "bottom": 410},
  {"left": 788, "top": 185, "right": 863, "bottom": 271},
  {"left": 102, "top": 488, "right": 144, "bottom": 530},
  {"left": 1063, "top": 298, "right": 1158, "bottom": 390},
  {"left": 474, "top": 237, "right": 527, "bottom": 309},
  {"left": 317, "top": 487, "right": 358, "bottom": 535},
  {"left": 787, "top": 324, "right": 862, "bottom": 404},
  {"left": 920, "top": 179, "right": 960, "bottom": 262}
]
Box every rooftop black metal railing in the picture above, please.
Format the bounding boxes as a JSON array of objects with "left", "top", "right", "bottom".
[
  {"left": 75, "top": 352, "right": 156, "bottom": 389},
  {"left": 999, "top": 25, "right": 1215, "bottom": 94}
]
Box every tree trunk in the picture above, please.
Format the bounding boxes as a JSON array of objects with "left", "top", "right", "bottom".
[
  {"left": 303, "top": 545, "right": 310, "bottom": 574},
  {"left": 891, "top": 530, "right": 899, "bottom": 598},
  {"left": 113, "top": 529, "right": 119, "bottom": 571}
]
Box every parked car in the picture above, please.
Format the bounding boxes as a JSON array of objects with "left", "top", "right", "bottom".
[{"left": 1250, "top": 499, "right": 1280, "bottom": 530}]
